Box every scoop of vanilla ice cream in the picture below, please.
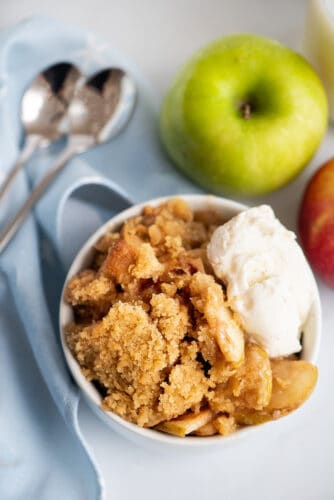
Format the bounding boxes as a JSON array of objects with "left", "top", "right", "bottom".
[{"left": 207, "top": 205, "right": 315, "bottom": 357}]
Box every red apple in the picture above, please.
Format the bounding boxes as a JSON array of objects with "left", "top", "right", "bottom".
[{"left": 299, "top": 158, "right": 334, "bottom": 288}]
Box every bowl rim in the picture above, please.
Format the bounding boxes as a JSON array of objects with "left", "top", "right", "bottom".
[{"left": 59, "top": 193, "right": 322, "bottom": 447}]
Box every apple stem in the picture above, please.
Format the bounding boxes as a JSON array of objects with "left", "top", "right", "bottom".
[{"left": 241, "top": 102, "right": 252, "bottom": 119}]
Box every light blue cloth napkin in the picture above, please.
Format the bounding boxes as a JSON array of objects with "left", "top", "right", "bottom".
[{"left": 0, "top": 16, "right": 200, "bottom": 500}]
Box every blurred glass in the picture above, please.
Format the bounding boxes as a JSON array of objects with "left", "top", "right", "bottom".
[{"left": 304, "top": 0, "right": 334, "bottom": 121}]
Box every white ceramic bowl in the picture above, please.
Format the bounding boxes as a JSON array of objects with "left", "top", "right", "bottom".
[{"left": 59, "top": 194, "right": 321, "bottom": 449}]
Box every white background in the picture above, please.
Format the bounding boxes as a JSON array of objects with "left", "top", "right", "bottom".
[{"left": 1, "top": 1, "right": 334, "bottom": 499}]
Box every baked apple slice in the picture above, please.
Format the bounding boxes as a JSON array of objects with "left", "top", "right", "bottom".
[
  {"left": 230, "top": 343, "right": 272, "bottom": 410},
  {"left": 156, "top": 409, "right": 213, "bottom": 437},
  {"left": 267, "top": 359, "right": 318, "bottom": 412},
  {"left": 235, "top": 359, "right": 318, "bottom": 425}
]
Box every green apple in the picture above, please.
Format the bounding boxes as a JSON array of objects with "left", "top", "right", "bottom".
[{"left": 160, "top": 34, "right": 328, "bottom": 196}]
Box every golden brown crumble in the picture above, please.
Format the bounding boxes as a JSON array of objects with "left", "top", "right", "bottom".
[{"left": 65, "top": 198, "right": 318, "bottom": 437}]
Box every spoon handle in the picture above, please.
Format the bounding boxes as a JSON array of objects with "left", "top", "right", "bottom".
[
  {"left": 0, "top": 145, "right": 74, "bottom": 254},
  {"left": 0, "top": 135, "right": 41, "bottom": 202}
]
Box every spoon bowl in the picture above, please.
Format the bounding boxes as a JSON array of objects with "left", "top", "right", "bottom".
[
  {"left": 67, "top": 68, "right": 136, "bottom": 148},
  {"left": 21, "top": 62, "right": 82, "bottom": 144}
]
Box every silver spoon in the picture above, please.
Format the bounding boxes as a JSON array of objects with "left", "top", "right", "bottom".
[
  {"left": 0, "top": 62, "right": 81, "bottom": 202},
  {"left": 0, "top": 68, "right": 136, "bottom": 253}
]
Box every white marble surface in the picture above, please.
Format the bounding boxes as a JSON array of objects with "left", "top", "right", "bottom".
[{"left": 1, "top": 1, "right": 333, "bottom": 499}]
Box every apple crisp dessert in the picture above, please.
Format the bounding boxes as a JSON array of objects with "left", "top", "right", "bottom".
[{"left": 65, "top": 198, "right": 317, "bottom": 437}]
